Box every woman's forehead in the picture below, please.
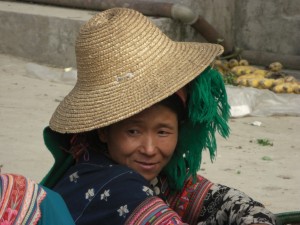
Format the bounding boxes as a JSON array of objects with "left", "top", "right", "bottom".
[{"left": 113, "top": 105, "right": 177, "bottom": 126}]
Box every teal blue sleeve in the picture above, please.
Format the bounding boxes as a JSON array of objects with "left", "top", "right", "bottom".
[{"left": 38, "top": 186, "right": 75, "bottom": 225}]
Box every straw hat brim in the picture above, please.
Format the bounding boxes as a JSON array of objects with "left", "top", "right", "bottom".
[
  {"left": 50, "top": 43, "right": 222, "bottom": 133},
  {"left": 49, "top": 8, "right": 223, "bottom": 133}
]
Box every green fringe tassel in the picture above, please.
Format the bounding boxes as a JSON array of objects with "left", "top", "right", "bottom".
[{"left": 162, "top": 67, "right": 231, "bottom": 190}]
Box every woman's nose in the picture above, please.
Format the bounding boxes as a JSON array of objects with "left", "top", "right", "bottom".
[{"left": 140, "top": 135, "right": 156, "bottom": 155}]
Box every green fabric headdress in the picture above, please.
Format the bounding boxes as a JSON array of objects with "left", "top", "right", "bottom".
[{"left": 162, "top": 67, "right": 231, "bottom": 190}]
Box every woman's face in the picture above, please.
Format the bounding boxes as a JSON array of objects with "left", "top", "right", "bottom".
[{"left": 98, "top": 104, "right": 178, "bottom": 181}]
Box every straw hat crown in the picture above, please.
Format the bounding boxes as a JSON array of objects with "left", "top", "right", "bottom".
[{"left": 49, "top": 8, "right": 223, "bottom": 133}]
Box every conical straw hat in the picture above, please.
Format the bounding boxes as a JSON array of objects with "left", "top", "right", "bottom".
[{"left": 50, "top": 8, "right": 223, "bottom": 133}]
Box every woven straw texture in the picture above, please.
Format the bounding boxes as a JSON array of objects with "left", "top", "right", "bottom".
[{"left": 49, "top": 8, "right": 223, "bottom": 133}]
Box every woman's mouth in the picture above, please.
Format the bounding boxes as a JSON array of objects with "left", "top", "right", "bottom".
[{"left": 135, "top": 161, "right": 158, "bottom": 170}]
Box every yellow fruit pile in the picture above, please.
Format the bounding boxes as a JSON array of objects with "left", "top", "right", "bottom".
[{"left": 213, "top": 59, "right": 300, "bottom": 94}]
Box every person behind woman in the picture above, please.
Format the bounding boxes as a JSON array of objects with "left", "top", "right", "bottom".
[
  {"left": 42, "top": 8, "right": 276, "bottom": 225},
  {"left": 0, "top": 173, "right": 75, "bottom": 225}
]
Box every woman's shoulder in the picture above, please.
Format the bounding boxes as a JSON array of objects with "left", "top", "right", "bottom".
[
  {"left": 54, "top": 150, "right": 143, "bottom": 184},
  {"left": 54, "top": 155, "right": 149, "bottom": 195}
]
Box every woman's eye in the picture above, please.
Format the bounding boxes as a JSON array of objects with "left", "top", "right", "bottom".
[
  {"left": 158, "top": 130, "right": 170, "bottom": 136},
  {"left": 127, "top": 129, "right": 139, "bottom": 135}
]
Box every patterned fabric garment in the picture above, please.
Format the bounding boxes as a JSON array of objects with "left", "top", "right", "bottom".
[
  {"left": 0, "top": 174, "right": 46, "bottom": 225},
  {"left": 196, "top": 184, "right": 276, "bottom": 225},
  {"left": 157, "top": 178, "right": 276, "bottom": 225},
  {"left": 53, "top": 150, "right": 276, "bottom": 225},
  {"left": 0, "top": 174, "right": 75, "bottom": 225}
]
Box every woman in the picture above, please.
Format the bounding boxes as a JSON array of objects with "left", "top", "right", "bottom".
[{"left": 42, "top": 8, "right": 276, "bottom": 225}]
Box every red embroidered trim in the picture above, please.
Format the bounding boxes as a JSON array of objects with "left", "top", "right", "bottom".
[
  {"left": 166, "top": 175, "right": 213, "bottom": 225},
  {"left": 125, "top": 197, "right": 187, "bottom": 225}
]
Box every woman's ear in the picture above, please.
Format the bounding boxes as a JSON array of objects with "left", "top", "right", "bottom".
[{"left": 97, "top": 128, "right": 108, "bottom": 143}]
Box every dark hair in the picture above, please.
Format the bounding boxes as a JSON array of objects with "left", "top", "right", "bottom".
[{"left": 157, "top": 93, "right": 186, "bottom": 122}]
